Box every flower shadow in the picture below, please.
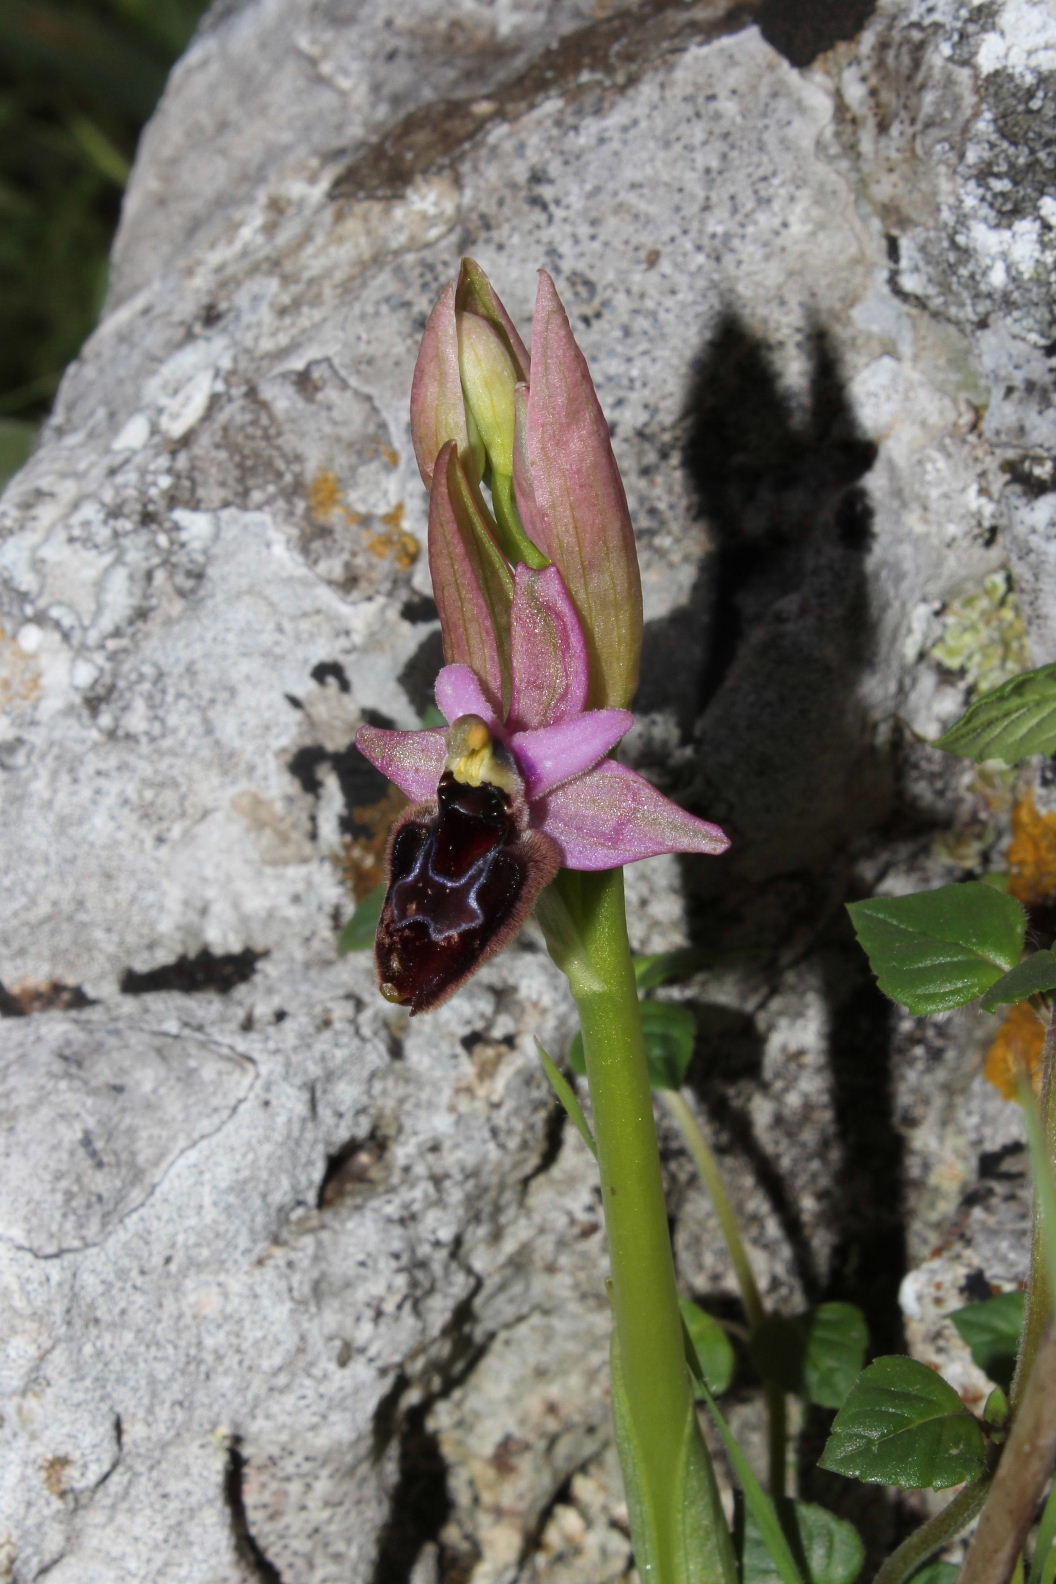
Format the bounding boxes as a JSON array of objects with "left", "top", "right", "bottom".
[{"left": 643, "top": 311, "right": 913, "bottom": 1529}]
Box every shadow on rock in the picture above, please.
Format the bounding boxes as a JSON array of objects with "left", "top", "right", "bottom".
[{"left": 648, "top": 312, "right": 909, "bottom": 1538}]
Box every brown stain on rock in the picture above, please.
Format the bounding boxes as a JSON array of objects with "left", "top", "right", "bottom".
[
  {"left": 329, "top": 0, "right": 758, "bottom": 202},
  {"left": 42, "top": 1455, "right": 72, "bottom": 1498}
]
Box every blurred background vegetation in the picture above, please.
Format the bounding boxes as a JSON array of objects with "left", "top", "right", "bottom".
[{"left": 1, "top": 0, "right": 211, "bottom": 487}]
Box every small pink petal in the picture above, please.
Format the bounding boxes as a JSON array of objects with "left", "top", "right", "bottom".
[
  {"left": 536, "top": 760, "right": 730, "bottom": 870},
  {"left": 512, "top": 709, "right": 632, "bottom": 799},
  {"left": 355, "top": 725, "right": 446, "bottom": 801},
  {"left": 435, "top": 664, "right": 501, "bottom": 728},
  {"left": 508, "top": 563, "right": 589, "bottom": 731}
]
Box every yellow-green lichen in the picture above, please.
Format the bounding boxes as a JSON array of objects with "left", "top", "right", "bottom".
[{"left": 932, "top": 570, "right": 1031, "bottom": 694}]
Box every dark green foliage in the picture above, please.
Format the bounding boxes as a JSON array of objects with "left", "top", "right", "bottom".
[{"left": 1, "top": 0, "right": 209, "bottom": 480}]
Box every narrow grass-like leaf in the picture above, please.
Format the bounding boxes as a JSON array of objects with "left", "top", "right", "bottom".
[
  {"left": 980, "top": 950, "right": 1056, "bottom": 1013},
  {"left": 804, "top": 1304, "right": 870, "bottom": 1410},
  {"left": 337, "top": 884, "right": 386, "bottom": 953},
  {"left": 848, "top": 883, "right": 1026, "bottom": 1014},
  {"left": 819, "top": 1356, "right": 986, "bottom": 1489},
  {"left": 698, "top": 1381, "right": 804, "bottom": 1584},
  {"left": 741, "top": 1499, "right": 865, "bottom": 1584},
  {"left": 680, "top": 1298, "right": 735, "bottom": 1396},
  {"left": 950, "top": 1292, "right": 1025, "bottom": 1391},
  {"left": 1028, "top": 1475, "right": 1056, "bottom": 1584},
  {"left": 936, "top": 663, "right": 1056, "bottom": 764},
  {"left": 536, "top": 1040, "right": 596, "bottom": 1159}
]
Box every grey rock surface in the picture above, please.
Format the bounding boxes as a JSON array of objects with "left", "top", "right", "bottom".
[{"left": 1, "top": 0, "right": 1053, "bottom": 1577}]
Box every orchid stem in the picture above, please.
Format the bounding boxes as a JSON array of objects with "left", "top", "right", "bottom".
[
  {"left": 558, "top": 868, "right": 736, "bottom": 1584},
  {"left": 659, "top": 1087, "right": 787, "bottom": 1497}
]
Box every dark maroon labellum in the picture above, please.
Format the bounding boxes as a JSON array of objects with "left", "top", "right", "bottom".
[{"left": 376, "top": 769, "right": 559, "bottom": 1015}]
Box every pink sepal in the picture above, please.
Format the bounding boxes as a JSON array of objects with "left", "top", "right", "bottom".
[
  {"left": 537, "top": 759, "right": 730, "bottom": 870},
  {"left": 515, "top": 273, "right": 642, "bottom": 710}
]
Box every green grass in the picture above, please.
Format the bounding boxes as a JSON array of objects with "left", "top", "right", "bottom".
[{"left": 0, "top": 0, "right": 210, "bottom": 484}]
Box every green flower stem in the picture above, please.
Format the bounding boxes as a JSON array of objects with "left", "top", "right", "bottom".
[
  {"left": 659, "top": 1088, "right": 788, "bottom": 1498},
  {"left": 489, "top": 470, "right": 549, "bottom": 569},
  {"left": 562, "top": 869, "right": 736, "bottom": 1584},
  {"left": 871, "top": 1477, "right": 991, "bottom": 1584}
]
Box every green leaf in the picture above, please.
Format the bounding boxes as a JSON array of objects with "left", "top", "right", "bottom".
[
  {"left": 741, "top": 1499, "right": 865, "bottom": 1584},
  {"left": 337, "top": 883, "right": 386, "bottom": 953},
  {"left": 567, "top": 1029, "right": 586, "bottom": 1077},
  {"left": 804, "top": 1304, "right": 870, "bottom": 1410},
  {"left": 847, "top": 883, "right": 1026, "bottom": 1014},
  {"left": 818, "top": 1355, "right": 987, "bottom": 1489},
  {"left": 418, "top": 703, "right": 446, "bottom": 728},
  {"left": 908, "top": 1565, "right": 960, "bottom": 1584},
  {"left": 980, "top": 949, "right": 1056, "bottom": 1012},
  {"left": 983, "top": 1385, "right": 1009, "bottom": 1430},
  {"left": 950, "top": 1291, "right": 1025, "bottom": 1392},
  {"left": 680, "top": 1298, "right": 736, "bottom": 1396},
  {"left": 749, "top": 1305, "right": 867, "bottom": 1408},
  {"left": 536, "top": 1041, "right": 596, "bottom": 1159},
  {"left": 936, "top": 663, "right": 1056, "bottom": 763},
  {"left": 642, "top": 1001, "right": 697, "bottom": 1090}
]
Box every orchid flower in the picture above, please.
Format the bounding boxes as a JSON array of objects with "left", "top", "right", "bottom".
[
  {"left": 358, "top": 564, "right": 726, "bottom": 870},
  {"left": 355, "top": 563, "right": 726, "bottom": 1011},
  {"left": 355, "top": 263, "right": 728, "bottom": 1013}
]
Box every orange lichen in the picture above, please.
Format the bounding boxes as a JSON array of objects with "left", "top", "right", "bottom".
[
  {"left": 984, "top": 998, "right": 1046, "bottom": 1099},
  {"left": 984, "top": 789, "right": 1056, "bottom": 1099},
  {"left": 1007, "top": 788, "right": 1056, "bottom": 908},
  {"left": 366, "top": 502, "right": 420, "bottom": 569},
  {"left": 309, "top": 470, "right": 418, "bottom": 568},
  {"left": 307, "top": 469, "right": 363, "bottom": 526}
]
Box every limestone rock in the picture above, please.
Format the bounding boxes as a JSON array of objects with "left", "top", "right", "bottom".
[{"left": 1, "top": 0, "right": 1053, "bottom": 1577}]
